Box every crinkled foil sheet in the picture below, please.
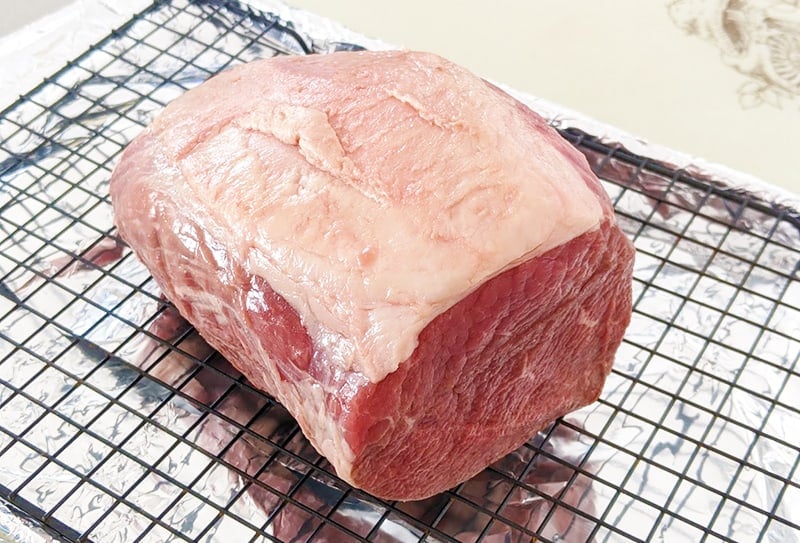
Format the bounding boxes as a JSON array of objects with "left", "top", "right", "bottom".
[{"left": 0, "top": 1, "right": 798, "bottom": 542}]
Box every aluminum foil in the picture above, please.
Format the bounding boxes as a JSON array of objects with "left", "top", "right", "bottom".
[{"left": 0, "top": 0, "right": 798, "bottom": 542}]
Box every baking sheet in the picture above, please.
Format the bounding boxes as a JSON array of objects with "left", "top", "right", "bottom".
[{"left": 0, "top": 0, "right": 798, "bottom": 541}]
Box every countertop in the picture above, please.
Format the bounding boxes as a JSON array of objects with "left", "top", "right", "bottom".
[{"left": 3, "top": 0, "right": 800, "bottom": 195}]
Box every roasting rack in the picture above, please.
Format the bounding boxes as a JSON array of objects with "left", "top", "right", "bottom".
[{"left": 0, "top": 0, "right": 798, "bottom": 541}]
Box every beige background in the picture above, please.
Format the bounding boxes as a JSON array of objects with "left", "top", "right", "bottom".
[{"left": 4, "top": 0, "right": 799, "bottom": 195}]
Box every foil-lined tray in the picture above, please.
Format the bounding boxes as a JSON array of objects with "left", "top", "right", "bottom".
[{"left": 0, "top": 0, "right": 798, "bottom": 542}]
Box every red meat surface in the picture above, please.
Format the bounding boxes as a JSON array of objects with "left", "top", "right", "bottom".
[{"left": 110, "top": 50, "right": 634, "bottom": 500}]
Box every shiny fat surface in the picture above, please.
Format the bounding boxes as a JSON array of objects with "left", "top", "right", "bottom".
[{"left": 129, "top": 51, "right": 604, "bottom": 383}]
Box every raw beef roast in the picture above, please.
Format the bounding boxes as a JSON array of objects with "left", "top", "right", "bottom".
[{"left": 110, "top": 50, "right": 634, "bottom": 501}]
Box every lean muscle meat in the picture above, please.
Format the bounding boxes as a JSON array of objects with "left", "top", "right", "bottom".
[{"left": 110, "top": 50, "right": 634, "bottom": 501}]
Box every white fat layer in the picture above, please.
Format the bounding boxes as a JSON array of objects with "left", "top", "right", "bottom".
[{"left": 166, "top": 52, "right": 604, "bottom": 383}]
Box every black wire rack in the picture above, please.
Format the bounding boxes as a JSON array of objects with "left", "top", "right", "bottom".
[{"left": 0, "top": 0, "right": 798, "bottom": 541}]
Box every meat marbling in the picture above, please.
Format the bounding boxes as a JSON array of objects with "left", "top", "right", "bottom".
[{"left": 110, "top": 50, "right": 634, "bottom": 501}]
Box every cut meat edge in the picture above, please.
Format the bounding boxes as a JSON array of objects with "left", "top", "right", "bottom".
[{"left": 344, "top": 219, "right": 633, "bottom": 500}]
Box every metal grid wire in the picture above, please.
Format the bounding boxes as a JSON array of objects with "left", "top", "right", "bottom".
[{"left": 0, "top": 0, "right": 798, "bottom": 541}]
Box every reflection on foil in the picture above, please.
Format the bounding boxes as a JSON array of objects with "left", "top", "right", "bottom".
[
  {"left": 0, "top": 498, "right": 58, "bottom": 543},
  {"left": 0, "top": 0, "right": 798, "bottom": 542}
]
